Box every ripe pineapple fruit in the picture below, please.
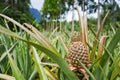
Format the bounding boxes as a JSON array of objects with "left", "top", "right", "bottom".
[
  {"left": 68, "top": 41, "right": 90, "bottom": 69},
  {"left": 68, "top": 31, "right": 91, "bottom": 68},
  {"left": 67, "top": 31, "right": 91, "bottom": 80}
]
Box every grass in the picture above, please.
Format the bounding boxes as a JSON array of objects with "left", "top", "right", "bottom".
[{"left": 0, "top": 14, "right": 120, "bottom": 80}]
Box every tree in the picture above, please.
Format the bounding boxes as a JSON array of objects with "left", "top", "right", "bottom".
[
  {"left": 101, "top": 0, "right": 120, "bottom": 24},
  {"left": 42, "top": 0, "right": 68, "bottom": 21},
  {"left": 0, "top": 0, "right": 34, "bottom": 23}
]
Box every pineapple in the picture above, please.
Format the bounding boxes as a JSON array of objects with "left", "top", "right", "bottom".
[
  {"left": 67, "top": 31, "right": 91, "bottom": 80},
  {"left": 68, "top": 41, "right": 90, "bottom": 69}
]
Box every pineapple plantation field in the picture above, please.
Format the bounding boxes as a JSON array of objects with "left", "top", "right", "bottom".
[
  {"left": 0, "top": 13, "right": 120, "bottom": 80},
  {"left": 0, "top": 0, "right": 120, "bottom": 80}
]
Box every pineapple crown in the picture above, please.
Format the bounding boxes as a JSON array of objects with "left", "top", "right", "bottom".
[{"left": 70, "top": 31, "right": 80, "bottom": 42}]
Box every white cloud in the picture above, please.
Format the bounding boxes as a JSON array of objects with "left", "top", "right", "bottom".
[
  {"left": 87, "top": 12, "right": 97, "bottom": 18},
  {"left": 66, "top": 7, "right": 82, "bottom": 22},
  {"left": 115, "top": 0, "right": 120, "bottom": 7},
  {"left": 66, "top": 11, "right": 72, "bottom": 22},
  {"left": 66, "top": 6, "right": 98, "bottom": 22},
  {"left": 30, "top": 0, "right": 44, "bottom": 10}
]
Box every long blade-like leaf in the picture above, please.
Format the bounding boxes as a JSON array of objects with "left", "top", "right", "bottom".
[
  {"left": 0, "top": 42, "right": 17, "bottom": 62},
  {"left": 8, "top": 54, "right": 25, "bottom": 80},
  {"left": 32, "top": 47, "right": 48, "bottom": 80},
  {"left": 78, "top": 60, "right": 96, "bottom": 80},
  {"left": 0, "top": 73, "right": 15, "bottom": 80}
]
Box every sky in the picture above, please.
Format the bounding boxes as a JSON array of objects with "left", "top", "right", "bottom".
[
  {"left": 116, "top": 0, "right": 120, "bottom": 7},
  {"left": 30, "top": 0, "right": 120, "bottom": 22},
  {"left": 30, "top": 0, "right": 44, "bottom": 10}
]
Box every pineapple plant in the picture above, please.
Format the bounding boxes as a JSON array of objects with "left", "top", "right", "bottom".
[{"left": 67, "top": 31, "right": 91, "bottom": 80}]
